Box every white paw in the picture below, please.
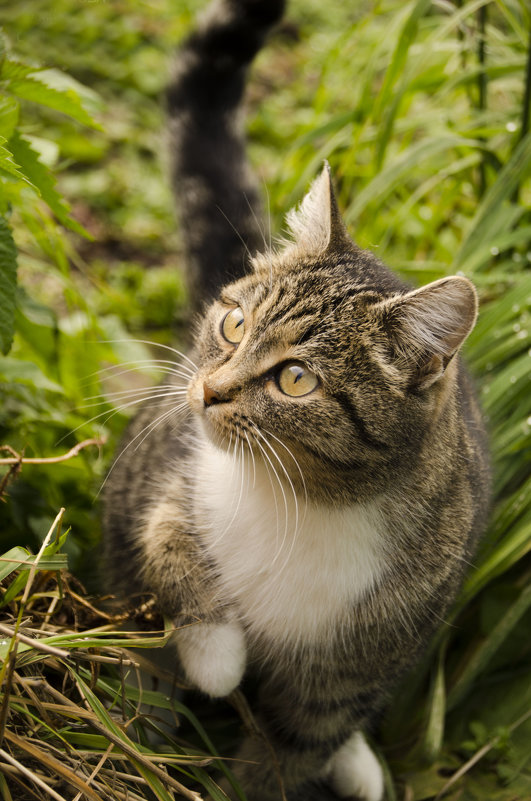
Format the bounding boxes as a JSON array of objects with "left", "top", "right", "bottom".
[
  {"left": 174, "top": 619, "right": 246, "bottom": 697},
  {"left": 325, "top": 732, "right": 384, "bottom": 801}
]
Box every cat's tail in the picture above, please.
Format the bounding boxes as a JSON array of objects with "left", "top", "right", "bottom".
[{"left": 166, "top": 0, "right": 285, "bottom": 311}]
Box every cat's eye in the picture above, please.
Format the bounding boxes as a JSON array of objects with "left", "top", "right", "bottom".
[
  {"left": 221, "top": 307, "right": 245, "bottom": 344},
  {"left": 277, "top": 363, "right": 319, "bottom": 397}
]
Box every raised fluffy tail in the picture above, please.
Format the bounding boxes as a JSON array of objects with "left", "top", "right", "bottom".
[{"left": 166, "top": 0, "right": 285, "bottom": 310}]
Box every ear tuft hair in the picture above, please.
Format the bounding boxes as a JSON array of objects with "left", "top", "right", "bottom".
[
  {"left": 377, "top": 276, "right": 478, "bottom": 389},
  {"left": 284, "top": 162, "right": 350, "bottom": 258}
]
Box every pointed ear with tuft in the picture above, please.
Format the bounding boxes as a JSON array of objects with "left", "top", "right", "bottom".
[
  {"left": 284, "top": 162, "right": 351, "bottom": 258},
  {"left": 375, "top": 276, "right": 478, "bottom": 390}
]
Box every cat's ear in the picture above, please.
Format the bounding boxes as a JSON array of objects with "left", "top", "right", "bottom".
[
  {"left": 285, "top": 162, "right": 351, "bottom": 257},
  {"left": 375, "top": 276, "right": 478, "bottom": 389}
]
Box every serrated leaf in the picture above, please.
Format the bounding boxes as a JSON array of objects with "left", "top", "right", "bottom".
[
  {"left": 0, "top": 58, "right": 45, "bottom": 82},
  {"left": 0, "top": 96, "right": 19, "bottom": 141},
  {"left": 0, "top": 356, "right": 63, "bottom": 392},
  {"left": 38, "top": 68, "right": 102, "bottom": 119},
  {"left": 6, "top": 74, "right": 99, "bottom": 129},
  {"left": 0, "top": 136, "right": 33, "bottom": 184},
  {"left": 9, "top": 132, "right": 89, "bottom": 236},
  {"left": 0, "top": 215, "right": 17, "bottom": 355}
]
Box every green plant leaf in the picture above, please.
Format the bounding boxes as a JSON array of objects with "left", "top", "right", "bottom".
[
  {"left": 0, "top": 58, "right": 45, "bottom": 82},
  {"left": 372, "top": 0, "right": 431, "bottom": 123},
  {"left": 0, "top": 546, "right": 30, "bottom": 582},
  {"left": 422, "top": 643, "right": 448, "bottom": 762},
  {"left": 447, "top": 582, "right": 531, "bottom": 711},
  {"left": 6, "top": 74, "right": 99, "bottom": 129},
  {"left": 454, "top": 132, "right": 531, "bottom": 268},
  {"left": 345, "top": 135, "right": 478, "bottom": 224},
  {"left": 0, "top": 356, "right": 64, "bottom": 392},
  {"left": 0, "top": 96, "right": 19, "bottom": 141},
  {"left": 0, "top": 215, "right": 17, "bottom": 355},
  {"left": 0, "top": 136, "right": 33, "bottom": 184},
  {"left": 8, "top": 132, "right": 89, "bottom": 236}
]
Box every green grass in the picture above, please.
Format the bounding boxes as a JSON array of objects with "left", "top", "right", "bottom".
[{"left": 1, "top": 0, "right": 531, "bottom": 799}]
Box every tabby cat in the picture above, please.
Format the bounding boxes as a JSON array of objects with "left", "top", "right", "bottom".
[{"left": 103, "top": 1, "right": 491, "bottom": 799}]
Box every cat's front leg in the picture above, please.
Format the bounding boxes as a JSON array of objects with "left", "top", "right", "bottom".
[
  {"left": 138, "top": 492, "right": 248, "bottom": 697},
  {"left": 174, "top": 616, "right": 246, "bottom": 697}
]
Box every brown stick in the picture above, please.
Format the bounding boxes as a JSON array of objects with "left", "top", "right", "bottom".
[{"left": 0, "top": 437, "right": 106, "bottom": 466}]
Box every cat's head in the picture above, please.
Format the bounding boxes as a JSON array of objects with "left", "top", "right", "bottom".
[{"left": 187, "top": 165, "right": 478, "bottom": 504}]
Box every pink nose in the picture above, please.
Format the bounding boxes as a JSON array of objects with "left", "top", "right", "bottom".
[{"left": 203, "top": 381, "right": 222, "bottom": 406}]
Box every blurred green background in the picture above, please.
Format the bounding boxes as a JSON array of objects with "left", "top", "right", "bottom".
[{"left": 1, "top": 0, "right": 530, "bottom": 798}]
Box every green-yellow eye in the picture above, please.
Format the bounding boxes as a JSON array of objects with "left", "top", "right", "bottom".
[
  {"left": 277, "top": 363, "right": 319, "bottom": 397},
  {"left": 221, "top": 307, "right": 245, "bottom": 344}
]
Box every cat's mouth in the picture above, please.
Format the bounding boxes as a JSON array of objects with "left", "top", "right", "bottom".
[{"left": 203, "top": 406, "right": 254, "bottom": 452}]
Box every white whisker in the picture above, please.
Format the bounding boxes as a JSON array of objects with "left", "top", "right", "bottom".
[
  {"left": 243, "top": 430, "right": 256, "bottom": 490},
  {"left": 98, "top": 399, "right": 190, "bottom": 497},
  {"left": 97, "top": 339, "right": 198, "bottom": 373},
  {"left": 88, "top": 359, "right": 194, "bottom": 384},
  {"left": 132, "top": 402, "right": 189, "bottom": 453},
  {"left": 214, "top": 204, "right": 253, "bottom": 264},
  {"left": 263, "top": 427, "right": 307, "bottom": 509},
  {"left": 251, "top": 425, "right": 290, "bottom": 569},
  {"left": 204, "top": 429, "right": 247, "bottom": 552},
  {"left": 81, "top": 385, "right": 188, "bottom": 407}
]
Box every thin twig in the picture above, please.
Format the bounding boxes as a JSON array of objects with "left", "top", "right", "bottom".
[
  {"left": 0, "top": 748, "right": 68, "bottom": 801},
  {"left": 0, "top": 446, "right": 23, "bottom": 499},
  {"left": 3, "top": 729, "right": 104, "bottom": 801},
  {"left": 86, "top": 717, "right": 203, "bottom": 801},
  {"left": 0, "top": 622, "right": 70, "bottom": 660},
  {"left": 21, "top": 508, "right": 65, "bottom": 607},
  {"left": 0, "top": 510, "right": 65, "bottom": 746},
  {"left": 435, "top": 707, "right": 531, "bottom": 799},
  {"left": 71, "top": 742, "right": 114, "bottom": 801},
  {"left": 0, "top": 437, "right": 106, "bottom": 466}
]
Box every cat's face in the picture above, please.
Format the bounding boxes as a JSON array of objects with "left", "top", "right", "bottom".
[{"left": 187, "top": 167, "right": 478, "bottom": 504}]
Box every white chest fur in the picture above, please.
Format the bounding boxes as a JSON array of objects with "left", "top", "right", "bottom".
[{"left": 194, "top": 442, "right": 387, "bottom": 647}]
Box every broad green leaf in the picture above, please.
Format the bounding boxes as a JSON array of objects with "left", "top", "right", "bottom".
[
  {"left": 0, "top": 356, "right": 64, "bottom": 392},
  {"left": 6, "top": 75, "right": 99, "bottom": 129},
  {"left": 0, "top": 136, "right": 33, "bottom": 184},
  {"left": 0, "top": 96, "right": 19, "bottom": 141},
  {"left": 0, "top": 215, "right": 17, "bottom": 354},
  {"left": 0, "top": 58, "right": 45, "bottom": 82},
  {"left": 38, "top": 68, "right": 102, "bottom": 120},
  {"left": 8, "top": 132, "right": 88, "bottom": 236}
]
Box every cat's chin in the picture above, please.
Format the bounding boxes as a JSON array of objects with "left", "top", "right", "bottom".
[{"left": 197, "top": 413, "right": 236, "bottom": 455}]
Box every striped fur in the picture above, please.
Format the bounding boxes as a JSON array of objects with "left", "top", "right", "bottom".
[{"left": 103, "top": 2, "right": 490, "bottom": 799}]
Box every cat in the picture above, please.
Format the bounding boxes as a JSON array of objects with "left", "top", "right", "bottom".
[{"left": 103, "top": 0, "right": 491, "bottom": 799}]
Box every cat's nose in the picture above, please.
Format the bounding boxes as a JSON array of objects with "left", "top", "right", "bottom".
[{"left": 203, "top": 381, "right": 229, "bottom": 406}]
